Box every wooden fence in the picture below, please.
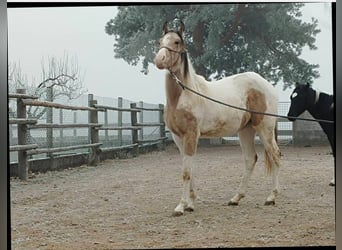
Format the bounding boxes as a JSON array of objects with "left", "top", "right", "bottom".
[{"left": 9, "top": 89, "right": 167, "bottom": 180}]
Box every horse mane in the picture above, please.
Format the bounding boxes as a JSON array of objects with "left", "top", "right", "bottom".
[
  {"left": 180, "top": 52, "right": 209, "bottom": 104},
  {"left": 307, "top": 84, "right": 333, "bottom": 107},
  {"left": 181, "top": 52, "right": 189, "bottom": 80},
  {"left": 316, "top": 91, "right": 334, "bottom": 118},
  {"left": 180, "top": 52, "right": 202, "bottom": 90}
]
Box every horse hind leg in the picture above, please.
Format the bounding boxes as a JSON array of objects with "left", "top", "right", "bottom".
[
  {"left": 229, "top": 125, "right": 257, "bottom": 206},
  {"left": 257, "top": 124, "right": 281, "bottom": 205}
]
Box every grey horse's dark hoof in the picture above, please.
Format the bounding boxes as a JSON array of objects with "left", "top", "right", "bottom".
[
  {"left": 264, "top": 200, "right": 275, "bottom": 206},
  {"left": 228, "top": 201, "right": 239, "bottom": 206},
  {"left": 172, "top": 211, "right": 184, "bottom": 217},
  {"left": 185, "top": 207, "right": 194, "bottom": 212}
]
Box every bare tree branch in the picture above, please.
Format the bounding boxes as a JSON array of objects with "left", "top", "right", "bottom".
[
  {"left": 8, "top": 52, "right": 86, "bottom": 119},
  {"left": 37, "top": 74, "right": 77, "bottom": 89}
]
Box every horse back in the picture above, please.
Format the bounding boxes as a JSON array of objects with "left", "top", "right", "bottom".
[{"left": 213, "top": 72, "right": 279, "bottom": 110}]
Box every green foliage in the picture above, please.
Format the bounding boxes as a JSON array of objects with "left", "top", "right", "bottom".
[{"left": 105, "top": 4, "right": 321, "bottom": 89}]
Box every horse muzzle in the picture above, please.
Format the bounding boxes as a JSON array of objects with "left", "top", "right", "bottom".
[{"left": 154, "top": 49, "right": 169, "bottom": 70}]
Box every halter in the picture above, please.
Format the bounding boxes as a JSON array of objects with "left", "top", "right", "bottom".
[
  {"left": 158, "top": 45, "right": 187, "bottom": 77},
  {"left": 159, "top": 46, "right": 186, "bottom": 54}
]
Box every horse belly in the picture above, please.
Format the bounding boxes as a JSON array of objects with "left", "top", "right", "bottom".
[
  {"left": 199, "top": 112, "right": 243, "bottom": 138},
  {"left": 200, "top": 127, "right": 237, "bottom": 138}
]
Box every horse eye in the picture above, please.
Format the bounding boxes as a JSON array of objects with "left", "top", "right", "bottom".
[{"left": 175, "top": 41, "right": 180, "bottom": 45}]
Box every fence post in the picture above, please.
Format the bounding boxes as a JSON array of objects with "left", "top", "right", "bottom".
[
  {"left": 118, "top": 97, "right": 123, "bottom": 146},
  {"left": 16, "top": 89, "right": 28, "bottom": 180},
  {"left": 59, "top": 109, "right": 63, "bottom": 147},
  {"left": 88, "top": 94, "right": 100, "bottom": 165},
  {"left": 159, "top": 104, "right": 166, "bottom": 150},
  {"left": 46, "top": 86, "right": 53, "bottom": 158},
  {"left": 139, "top": 101, "right": 144, "bottom": 141},
  {"left": 9, "top": 123, "right": 13, "bottom": 146},
  {"left": 104, "top": 109, "right": 108, "bottom": 142},
  {"left": 130, "top": 103, "right": 139, "bottom": 157},
  {"left": 88, "top": 94, "right": 93, "bottom": 145},
  {"left": 73, "top": 112, "right": 77, "bottom": 137}
]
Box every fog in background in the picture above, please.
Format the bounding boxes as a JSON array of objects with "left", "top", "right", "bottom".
[{"left": 8, "top": 3, "right": 333, "bottom": 105}]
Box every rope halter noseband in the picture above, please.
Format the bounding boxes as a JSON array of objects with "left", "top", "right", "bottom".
[
  {"left": 159, "top": 46, "right": 185, "bottom": 54},
  {"left": 157, "top": 43, "right": 187, "bottom": 77}
]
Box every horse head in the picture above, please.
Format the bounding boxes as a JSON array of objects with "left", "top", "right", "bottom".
[
  {"left": 287, "top": 82, "right": 314, "bottom": 121},
  {"left": 154, "top": 19, "right": 187, "bottom": 73}
]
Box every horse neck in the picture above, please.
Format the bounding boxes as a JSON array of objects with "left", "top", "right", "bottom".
[
  {"left": 165, "top": 73, "right": 183, "bottom": 109},
  {"left": 171, "top": 52, "right": 195, "bottom": 85},
  {"left": 306, "top": 88, "right": 321, "bottom": 118},
  {"left": 165, "top": 55, "right": 199, "bottom": 109},
  {"left": 310, "top": 91, "right": 333, "bottom": 120}
]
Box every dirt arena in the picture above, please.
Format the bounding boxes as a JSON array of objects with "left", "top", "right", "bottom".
[{"left": 11, "top": 144, "right": 335, "bottom": 249}]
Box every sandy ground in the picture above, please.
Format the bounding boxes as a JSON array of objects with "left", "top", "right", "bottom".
[{"left": 10, "top": 144, "right": 335, "bottom": 249}]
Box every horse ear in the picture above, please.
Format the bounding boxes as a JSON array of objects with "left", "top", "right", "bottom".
[
  {"left": 178, "top": 20, "right": 185, "bottom": 36},
  {"left": 162, "top": 21, "right": 169, "bottom": 35},
  {"left": 306, "top": 82, "right": 311, "bottom": 88}
]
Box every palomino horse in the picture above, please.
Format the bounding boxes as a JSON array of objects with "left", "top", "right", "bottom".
[
  {"left": 155, "top": 21, "right": 281, "bottom": 216},
  {"left": 287, "top": 82, "right": 335, "bottom": 186}
]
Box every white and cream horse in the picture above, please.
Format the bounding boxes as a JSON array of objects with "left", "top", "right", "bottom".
[{"left": 155, "top": 21, "right": 281, "bottom": 216}]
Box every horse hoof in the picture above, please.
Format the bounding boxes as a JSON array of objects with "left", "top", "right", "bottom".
[
  {"left": 329, "top": 182, "right": 335, "bottom": 187},
  {"left": 185, "top": 207, "right": 194, "bottom": 212},
  {"left": 264, "top": 200, "right": 275, "bottom": 206},
  {"left": 228, "top": 201, "right": 239, "bottom": 206},
  {"left": 172, "top": 211, "right": 184, "bottom": 217}
]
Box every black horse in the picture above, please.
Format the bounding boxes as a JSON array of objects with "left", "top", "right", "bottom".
[{"left": 287, "top": 82, "right": 335, "bottom": 186}]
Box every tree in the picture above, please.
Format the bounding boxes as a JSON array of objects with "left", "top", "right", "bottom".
[
  {"left": 8, "top": 53, "right": 86, "bottom": 119},
  {"left": 105, "top": 4, "right": 320, "bottom": 89}
]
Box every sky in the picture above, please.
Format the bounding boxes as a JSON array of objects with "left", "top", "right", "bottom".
[{"left": 7, "top": 3, "right": 333, "bottom": 105}]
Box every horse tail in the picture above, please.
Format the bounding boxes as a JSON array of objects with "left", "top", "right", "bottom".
[
  {"left": 264, "top": 150, "right": 272, "bottom": 175},
  {"left": 264, "top": 149, "right": 280, "bottom": 175},
  {"left": 264, "top": 124, "right": 280, "bottom": 175}
]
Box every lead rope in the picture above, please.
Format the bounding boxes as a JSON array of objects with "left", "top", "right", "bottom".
[{"left": 168, "top": 71, "right": 334, "bottom": 124}]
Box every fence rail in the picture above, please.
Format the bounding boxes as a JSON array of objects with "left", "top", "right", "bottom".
[
  {"left": 28, "top": 123, "right": 101, "bottom": 129},
  {"left": 9, "top": 89, "right": 166, "bottom": 180},
  {"left": 22, "top": 99, "right": 97, "bottom": 111},
  {"left": 11, "top": 90, "right": 325, "bottom": 180},
  {"left": 9, "top": 118, "right": 37, "bottom": 125}
]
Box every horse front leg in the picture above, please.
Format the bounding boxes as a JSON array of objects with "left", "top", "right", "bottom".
[
  {"left": 329, "top": 177, "right": 335, "bottom": 186},
  {"left": 328, "top": 137, "right": 335, "bottom": 186},
  {"left": 172, "top": 132, "right": 198, "bottom": 216},
  {"left": 173, "top": 155, "right": 195, "bottom": 216}
]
